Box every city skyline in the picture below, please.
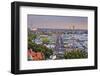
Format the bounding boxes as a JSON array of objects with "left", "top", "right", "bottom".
[{"left": 28, "top": 15, "right": 88, "bottom": 30}]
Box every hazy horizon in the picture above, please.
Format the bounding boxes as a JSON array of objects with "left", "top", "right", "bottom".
[{"left": 28, "top": 15, "right": 88, "bottom": 30}]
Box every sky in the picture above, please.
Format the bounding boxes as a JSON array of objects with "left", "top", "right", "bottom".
[{"left": 27, "top": 14, "right": 88, "bottom": 30}]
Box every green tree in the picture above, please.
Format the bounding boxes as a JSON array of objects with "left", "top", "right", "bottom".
[
  {"left": 64, "top": 50, "right": 88, "bottom": 59},
  {"left": 28, "top": 32, "right": 37, "bottom": 43},
  {"left": 36, "top": 44, "right": 53, "bottom": 59},
  {"left": 42, "top": 37, "right": 50, "bottom": 44}
]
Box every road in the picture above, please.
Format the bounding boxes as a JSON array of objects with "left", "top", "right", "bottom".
[{"left": 55, "top": 35, "right": 64, "bottom": 52}]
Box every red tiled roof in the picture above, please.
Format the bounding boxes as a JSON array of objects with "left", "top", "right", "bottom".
[{"left": 28, "top": 49, "right": 44, "bottom": 60}]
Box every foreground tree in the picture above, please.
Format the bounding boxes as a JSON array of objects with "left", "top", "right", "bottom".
[
  {"left": 28, "top": 39, "right": 53, "bottom": 60},
  {"left": 28, "top": 32, "right": 37, "bottom": 43},
  {"left": 64, "top": 50, "right": 88, "bottom": 59}
]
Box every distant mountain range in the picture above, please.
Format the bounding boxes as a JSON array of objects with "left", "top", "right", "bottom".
[{"left": 28, "top": 28, "right": 88, "bottom": 34}]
